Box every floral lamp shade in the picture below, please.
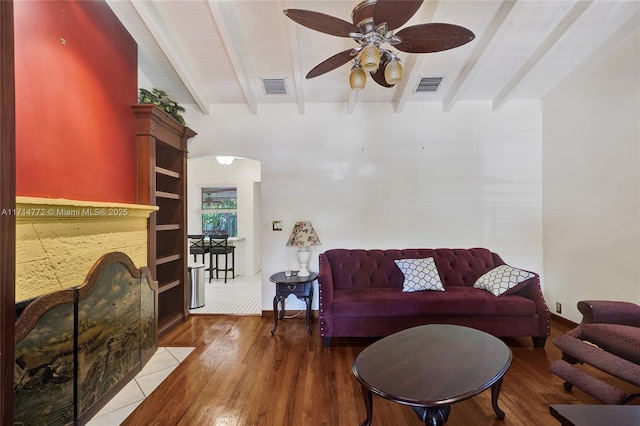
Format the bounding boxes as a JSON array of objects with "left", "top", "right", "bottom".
[
  {"left": 286, "top": 221, "right": 320, "bottom": 277},
  {"left": 286, "top": 221, "right": 321, "bottom": 248}
]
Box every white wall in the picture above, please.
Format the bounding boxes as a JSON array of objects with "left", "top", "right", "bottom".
[
  {"left": 185, "top": 100, "right": 543, "bottom": 311},
  {"left": 252, "top": 181, "right": 262, "bottom": 275},
  {"left": 542, "top": 31, "right": 640, "bottom": 323},
  {"left": 187, "top": 156, "right": 262, "bottom": 275}
]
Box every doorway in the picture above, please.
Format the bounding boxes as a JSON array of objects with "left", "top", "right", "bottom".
[{"left": 186, "top": 156, "right": 262, "bottom": 315}]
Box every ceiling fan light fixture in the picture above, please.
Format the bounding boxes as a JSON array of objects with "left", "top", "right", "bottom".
[
  {"left": 384, "top": 57, "right": 402, "bottom": 85},
  {"left": 349, "top": 64, "right": 366, "bottom": 90},
  {"left": 360, "top": 44, "right": 381, "bottom": 72},
  {"left": 284, "top": 2, "right": 475, "bottom": 91}
]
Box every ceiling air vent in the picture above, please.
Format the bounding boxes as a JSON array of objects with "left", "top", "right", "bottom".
[
  {"left": 415, "top": 77, "right": 443, "bottom": 93},
  {"left": 262, "top": 78, "right": 287, "bottom": 95}
]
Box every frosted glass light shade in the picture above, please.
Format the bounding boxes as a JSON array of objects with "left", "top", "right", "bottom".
[
  {"left": 216, "top": 156, "right": 234, "bottom": 165},
  {"left": 384, "top": 59, "right": 402, "bottom": 85},
  {"left": 360, "top": 45, "right": 381, "bottom": 72},
  {"left": 350, "top": 67, "right": 366, "bottom": 90}
]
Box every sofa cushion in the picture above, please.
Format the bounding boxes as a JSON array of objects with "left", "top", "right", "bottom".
[
  {"left": 473, "top": 264, "right": 535, "bottom": 296},
  {"left": 394, "top": 258, "right": 444, "bottom": 292},
  {"left": 332, "top": 286, "right": 537, "bottom": 318}
]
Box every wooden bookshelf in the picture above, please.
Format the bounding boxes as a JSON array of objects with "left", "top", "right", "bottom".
[{"left": 132, "top": 104, "right": 197, "bottom": 336}]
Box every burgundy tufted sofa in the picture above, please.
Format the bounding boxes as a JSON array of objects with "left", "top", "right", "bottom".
[{"left": 318, "top": 248, "right": 550, "bottom": 347}]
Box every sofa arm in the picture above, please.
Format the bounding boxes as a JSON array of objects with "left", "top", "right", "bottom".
[
  {"left": 318, "top": 253, "right": 335, "bottom": 338},
  {"left": 512, "top": 275, "right": 551, "bottom": 341},
  {"left": 578, "top": 300, "right": 640, "bottom": 327}
]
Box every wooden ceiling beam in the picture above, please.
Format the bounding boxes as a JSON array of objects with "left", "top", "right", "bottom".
[
  {"left": 206, "top": 0, "right": 258, "bottom": 115},
  {"left": 131, "top": 1, "right": 210, "bottom": 114},
  {"left": 284, "top": 0, "right": 306, "bottom": 114},
  {"left": 492, "top": 0, "right": 593, "bottom": 111},
  {"left": 393, "top": 0, "right": 440, "bottom": 113},
  {"left": 443, "top": 0, "right": 517, "bottom": 112}
]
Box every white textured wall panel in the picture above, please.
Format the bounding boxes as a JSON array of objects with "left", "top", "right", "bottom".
[{"left": 543, "top": 31, "right": 640, "bottom": 322}]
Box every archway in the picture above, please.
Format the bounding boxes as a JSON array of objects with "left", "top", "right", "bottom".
[{"left": 186, "top": 155, "right": 262, "bottom": 315}]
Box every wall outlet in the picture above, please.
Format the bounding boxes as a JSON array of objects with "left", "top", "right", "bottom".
[{"left": 555, "top": 302, "right": 562, "bottom": 314}]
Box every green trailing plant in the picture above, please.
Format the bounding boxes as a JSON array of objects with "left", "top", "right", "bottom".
[{"left": 138, "top": 88, "right": 185, "bottom": 125}]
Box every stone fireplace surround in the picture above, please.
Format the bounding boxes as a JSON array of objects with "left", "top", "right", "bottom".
[
  {"left": 15, "top": 196, "right": 157, "bottom": 302},
  {"left": 13, "top": 197, "right": 159, "bottom": 424}
]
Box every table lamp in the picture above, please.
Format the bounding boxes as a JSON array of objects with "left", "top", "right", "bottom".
[{"left": 286, "top": 221, "right": 321, "bottom": 277}]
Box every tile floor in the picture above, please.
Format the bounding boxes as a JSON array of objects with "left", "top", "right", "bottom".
[
  {"left": 188, "top": 272, "right": 262, "bottom": 315},
  {"left": 87, "top": 346, "right": 195, "bottom": 426}
]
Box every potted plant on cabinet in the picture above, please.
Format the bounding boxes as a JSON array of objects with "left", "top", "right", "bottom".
[{"left": 138, "top": 88, "right": 185, "bottom": 125}]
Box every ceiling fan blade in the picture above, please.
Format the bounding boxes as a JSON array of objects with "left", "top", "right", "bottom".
[
  {"left": 351, "top": 0, "right": 376, "bottom": 33},
  {"left": 306, "top": 49, "right": 355, "bottom": 79},
  {"left": 284, "top": 9, "right": 358, "bottom": 37},
  {"left": 395, "top": 23, "right": 475, "bottom": 53},
  {"left": 373, "top": 0, "right": 423, "bottom": 31},
  {"left": 369, "top": 65, "right": 394, "bottom": 88}
]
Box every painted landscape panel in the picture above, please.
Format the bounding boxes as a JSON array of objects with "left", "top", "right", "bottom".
[
  {"left": 14, "top": 252, "right": 158, "bottom": 425},
  {"left": 77, "top": 262, "right": 142, "bottom": 415},
  {"left": 14, "top": 296, "right": 75, "bottom": 425}
]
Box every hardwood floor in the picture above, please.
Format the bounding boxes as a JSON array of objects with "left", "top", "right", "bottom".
[{"left": 121, "top": 315, "right": 634, "bottom": 425}]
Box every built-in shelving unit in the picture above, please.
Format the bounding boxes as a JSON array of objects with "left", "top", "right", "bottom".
[{"left": 132, "top": 104, "right": 197, "bottom": 336}]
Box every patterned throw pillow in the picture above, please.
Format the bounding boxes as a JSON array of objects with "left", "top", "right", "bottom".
[
  {"left": 473, "top": 264, "right": 535, "bottom": 296},
  {"left": 394, "top": 258, "right": 445, "bottom": 293}
]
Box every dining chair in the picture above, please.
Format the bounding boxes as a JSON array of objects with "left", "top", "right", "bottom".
[
  {"left": 188, "top": 235, "right": 210, "bottom": 265},
  {"left": 207, "top": 232, "right": 235, "bottom": 283}
]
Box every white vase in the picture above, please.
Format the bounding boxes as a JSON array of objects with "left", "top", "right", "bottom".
[{"left": 297, "top": 247, "right": 311, "bottom": 277}]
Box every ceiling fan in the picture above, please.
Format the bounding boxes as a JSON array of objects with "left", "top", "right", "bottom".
[{"left": 283, "top": 0, "right": 475, "bottom": 90}]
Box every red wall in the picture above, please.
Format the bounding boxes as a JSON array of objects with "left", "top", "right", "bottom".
[{"left": 14, "top": 0, "right": 138, "bottom": 203}]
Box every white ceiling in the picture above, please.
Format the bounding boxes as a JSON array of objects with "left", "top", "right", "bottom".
[{"left": 106, "top": 0, "right": 640, "bottom": 115}]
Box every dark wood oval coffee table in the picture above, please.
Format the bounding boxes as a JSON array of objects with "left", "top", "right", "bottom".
[{"left": 352, "top": 324, "right": 512, "bottom": 426}]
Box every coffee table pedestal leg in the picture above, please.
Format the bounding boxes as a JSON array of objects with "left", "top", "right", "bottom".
[
  {"left": 359, "top": 386, "right": 373, "bottom": 426},
  {"left": 491, "top": 377, "right": 506, "bottom": 419},
  {"left": 358, "top": 378, "right": 504, "bottom": 426},
  {"left": 412, "top": 405, "right": 451, "bottom": 426},
  {"left": 358, "top": 388, "right": 453, "bottom": 426}
]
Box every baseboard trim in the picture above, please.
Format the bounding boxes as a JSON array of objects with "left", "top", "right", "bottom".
[
  {"left": 551, "top": 313, "right": 578, "bottom": 328},
  {"left": 262, "top": 309, "right": 319, "bottom": 318},
  {"left": 259, "top": 311, "right": 580, "bottom": 329}
]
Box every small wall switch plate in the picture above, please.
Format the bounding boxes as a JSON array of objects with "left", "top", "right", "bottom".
[
  {"left": 272, "top": 221, "right": 282, "bottom": 231},
  {"left": 555, "top": 302, "right": 562, "bottom": 314}
]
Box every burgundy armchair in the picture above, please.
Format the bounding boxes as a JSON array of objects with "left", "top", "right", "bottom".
[{"left": 550, "top": 300, "right": 640, "bottom": 404}]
